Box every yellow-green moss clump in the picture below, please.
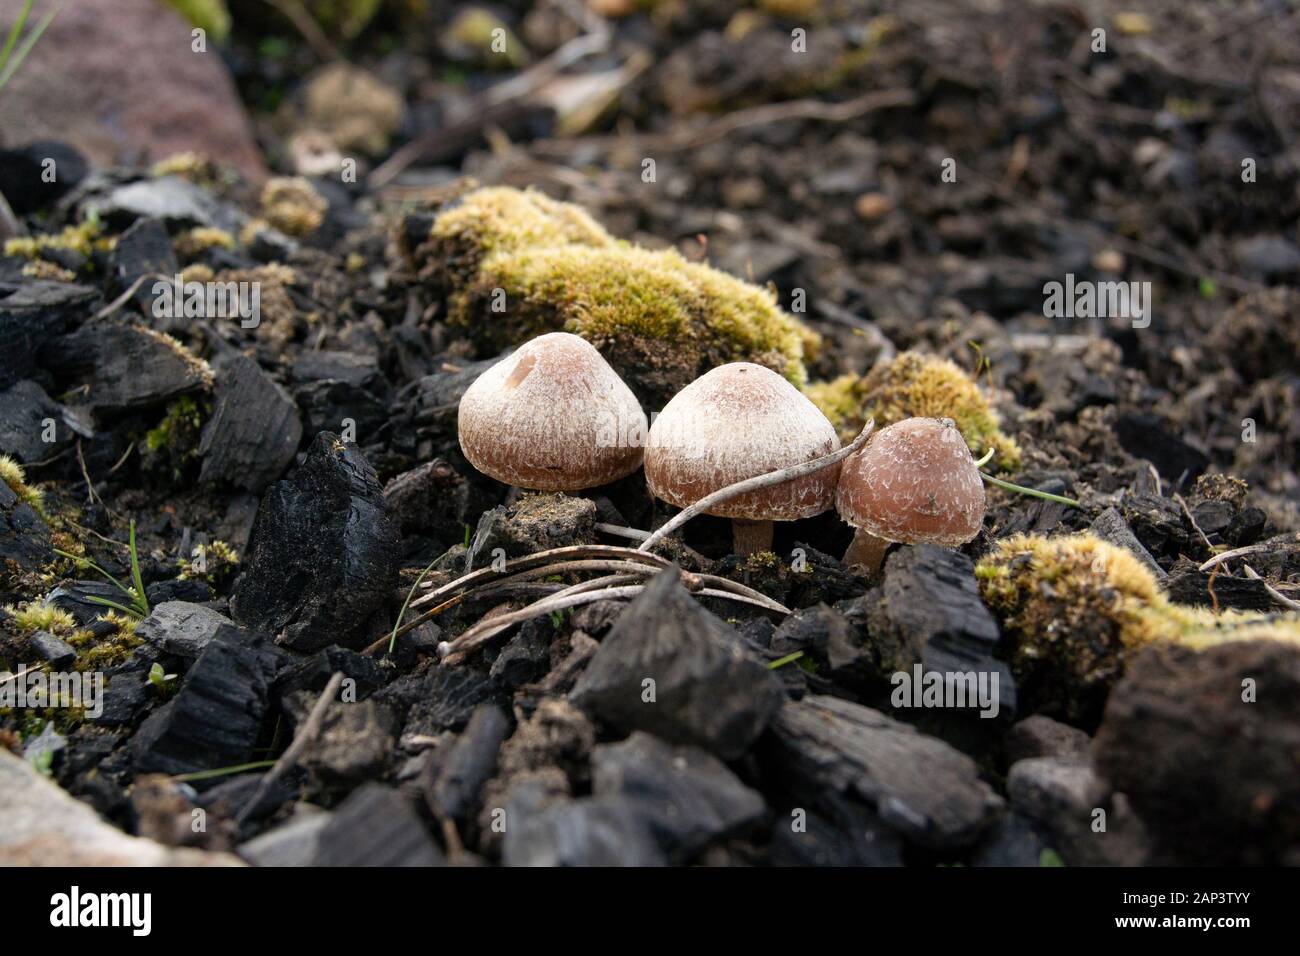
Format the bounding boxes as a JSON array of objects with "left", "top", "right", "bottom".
[
  {"left": 0, "top": 456, "right": 46, "bottom": 520},
  {"left": 4, "top": 600, "right": 76, "bottom": 636},
  {"left": 807, "top": 351, "right": 1022, "bottom": 470},
  {"left": 976, "top": 533, "right": 1300, "bottom": 722},
  {"left": 68, "top": 612, "right": 142, "bottom": 672},
  {"left": 3, "top": 219, "right": 115, "bottom": 260},
  {"left": 259, "top": 176, "right": 327, "bottom": 237},
  {"left": 178, "top": 539, "right": 239, "bottom": 587},
  {"left": 425, "top": 186, "right": 818, "bottom": 403}
]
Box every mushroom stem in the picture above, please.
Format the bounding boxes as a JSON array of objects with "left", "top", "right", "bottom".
[
  {"left": 732, "top": 519, "right": 774, "bottom": 556},
  {"left": 843, "top": 528, "right": 891, "bottom": 575},
  {"left": 638, "top": 419, "right": 874, "bottom": 553}
]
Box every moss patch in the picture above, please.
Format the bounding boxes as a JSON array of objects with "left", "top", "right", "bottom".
[
  {"left": 0, "top": 456, "right": 47, "bottom": 520},
  {"left": 426, "top": 186, "right": 816, "bottom": 403},
  {"left": 260, "top": 177, "right": 327, "bottom": 237},
  {"left": 807, "top": 351, "right": 1021, "bottom": 470},
  {"left": 3, "top": 219, "right": 115, "bottom": 260},
  {"left": 977, "top": 533, "right": 1300, "bottom": 723}
]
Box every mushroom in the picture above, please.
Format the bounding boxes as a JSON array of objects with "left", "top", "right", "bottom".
[
  {"left": 835, "top": 416, "right": 985, "bottom": 573},
  {"left": 458, "top": 332, "right": 647, "bottom": 491},
  {"left": 644, "top": 362, "right": 841, "bottom": 556}
]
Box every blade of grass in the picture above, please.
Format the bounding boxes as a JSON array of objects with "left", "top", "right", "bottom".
[
  {"left": 0, "top": 1, "right": 59, "bottom": 92},
  {"left": 128, "top": 520, "right": 149, "bottom": 616},
  {"left": 52, "top": 548, "right": 136, "bottom": 600},
  {"left": 84, "top": 594, "right": 144, "bottom": 618},
  {"left": 389, "top": 556, "right": 440, "bottom": 654},
  {"left": 172, "top": 759, "right": 276, "bottom": 783},
  {"left": 0, "top": 1, "right": 33, "bottom": 71},
  {"left": 768, "top": 650, "right": 805, "bottom": 669},
  {"left": 980, "top": 472, "right": 1081, "bottom": 508}
]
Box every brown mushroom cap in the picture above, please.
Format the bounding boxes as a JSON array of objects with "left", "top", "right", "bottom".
[
  {"left": 644, "top": 363, "right": 840, "bottom": 520},
  {"left": 458, "top": 332, "right": 647, "bottom": 491},
  {"left": 835, "top": 416, "right": 985, "bottom": 546}
]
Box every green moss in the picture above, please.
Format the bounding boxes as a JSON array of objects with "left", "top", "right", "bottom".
[
  {"left": 143, "top": 395, "right": 208, "bottom": 481},
  {"left": 68, "top": 613, "right": 142, "bottom": 672},
  {"left": 4, "top": 601, "right": 76, "bottom": 636},
  {"left": 178, "top": 539, "right": 239, "bottom": 587},
  {"left": 976, "top": 533, "right": 1300, "bottom": 722},
  {"left": 808, "top": 351, "right": 1022, "bottom": 471},
  {"left": 0, "top": 456, "right": 46, "bottom": 520},
  {"left": 260, "top": 177, "right": 327, "bottom": 237},
  {"left": 429, "top": 187, "right": 817, "bottom": 401}
]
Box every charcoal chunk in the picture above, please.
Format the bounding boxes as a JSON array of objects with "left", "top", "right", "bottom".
[
  {"left": 1094, "top": 638, "right": 1300, "bottom": 865},
  {"left": 1163, "top": 562, "right": 1272, "bottom": 611},
  {"left": 383, "top": 458, "right": 496, "bottom": 546},
  {"left": 0, "top": 479, "right": 52, "bottom": 575},
  {"left": 1115, "top": 413, "right": 1209, "bottom": 485},
  {"left": 0, "top": 141, "right": 87, "bottom": 214},
  {"left": 763, "top": 694, "right": 1003, "bottom": 849},
  {"left": 0, "top": 281, "right": 96, "bottom": 390},
  {"left": 570, "top": 570, "right": 784, "bottom": 760},
  {"left": 378, "top": 665, "right": 500, "bottom": 733},
  {"left": 110, "top": 217, "right": 177, "bottom": 317},
  {"left": 1003, "top": 714, "right": 1090, "bottom": 765},
  {"left": 1088, "top": 506, "right": 1164, "bottom": 578},
  {"left": 232, "top": 433, "right": 398, "bottom": 652},
  {"left": 131, "top": 628, "right": 281, "bottom": 780},
  {"left": 591, "top": 732, "right": 766, "bottom": 861},
  {"left": 501, "top": 781, "right": 665, "bottom": 867},
  {"left": 864, "top": 545, "right": 1016, "bottom": 719},
  {"left": 489, "top": 619, "right": 552, "bottom": 688},
  {"left": 275, "top": 645, "right": 389, "bottom": 701},
  {"left": 198, "top": 354, "right": 302, "bottom": 492},
  {"left": 427, "top": 703, "right": 510, "bottom": 822},
  {"left": 0, "top": 379, "right": 88, "bottom": 462},
  {"left": 310, "top": 784, "right": 444, "bottom": 866},
  {"left": 769, "top": 799, "right": 903, "bottom": 867},
  {"left": 28, "top": 630, "right": 75, "bottom": 668},
  {"left": 40, "top": 322, "right": 210, "bottom": 413}
]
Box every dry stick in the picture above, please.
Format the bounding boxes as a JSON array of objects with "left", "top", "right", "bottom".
[
  {"left": 438, "top": 581, "right": 791, "bottom": 665},
  {"left": 410, "top": 544, "right": 674, "bottom": 610},
  {"left": 638, "top": 420, "right": 875, "bottom": 554},
  {"left": 1199, "top": 534, "right": 1300, "bottom": 573},
  {"left": 235, "top": 671, "right": 344, "bottom": 826},
  {"left": 1241, "top": 564, "right": 1300, "bottom": 613}
]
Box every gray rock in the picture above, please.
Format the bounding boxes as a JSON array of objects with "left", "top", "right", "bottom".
[
  {"left": 570, "top": 569, "right": 784, "bottom": 760},
  {"left": 0, "top": 749, "right": 242, "bottom": 866},
  {"left": 97, "top": 176, "right": 219, "bottom": 230},
  {"left": 237, "top": 808, "right": 331, "bottom": 867},
  {"left": 764, "top": 694, "right": 1003, "bottom": 848},
  {"left": 1088, "top": 507, "right": 1165, "bottom": 578},
  {"left": 310, "top": 784, "right": 444, "bottom": 866},
  {"left": 135, "top": 601, "right": 234, "bottom": 660},
  {"left": 28, "top": 629, "right": 75, "bottom": 669},
  {"left": 502, "top": 780, "right": 666, "bottom": 867},
  {"left": 1003, "top": 714, "right": 1091, "bottom": 765},
  {"left": 1007, "top": 756, "right": 1148, "bottom": 866}
]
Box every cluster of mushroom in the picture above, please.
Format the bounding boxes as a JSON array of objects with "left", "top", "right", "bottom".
[{"left": 458, "top": 332, "right": 987, "bottom": 568}]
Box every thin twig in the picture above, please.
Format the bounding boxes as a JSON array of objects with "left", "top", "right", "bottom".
[
  {"left": 1241, "top": 564, "right": 1300, "bottom": 613},
  {"left": 1199, "top": 534, "right": 1300, "bottom": 573},
  {"left": 235, "top": 671, "right": 343, "bottom": 825},
  {"left": 638, "top": 421, "right": 874, "bottom": 554}
]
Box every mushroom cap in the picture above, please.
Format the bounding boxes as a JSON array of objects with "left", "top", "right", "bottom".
[
  {"left": 458, "top": 332, "right": 647, "bottom": 491},
  {"left": 835, "top": 416, "right": 985, "bottom": 546},
  {"left": 644, "top": 362, "right": 840, "bottom": 521}
]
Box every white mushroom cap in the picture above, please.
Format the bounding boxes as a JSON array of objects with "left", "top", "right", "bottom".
[
  {"left": 458, "top": 332, "right": 647, "bottom": 491},
  {"left": 835, "top": 416, "right": 985, "bottom": 546},
  {"left": 644, "top": 362, "right": 840, "bottom": 520}
]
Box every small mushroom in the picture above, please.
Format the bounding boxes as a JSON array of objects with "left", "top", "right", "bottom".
[
  {"left": 835, "top": 416, "right": 985, "bottom": 573},
  {"left": 458, "top": 332, "right": 647, "bottom": 491},
  {"left": 644, "top": 362, "right": 841, "bottom": 556}
]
